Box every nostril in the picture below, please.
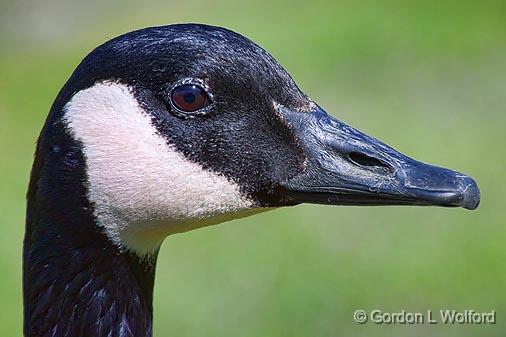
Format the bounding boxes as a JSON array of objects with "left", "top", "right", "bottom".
[{"left": 348, "top": 152, "right": 392, "bottom": 171}]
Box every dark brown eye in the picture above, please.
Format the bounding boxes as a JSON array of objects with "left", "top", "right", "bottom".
[{"left": 171, "top": 85, "right": 210, "bottom": 112}]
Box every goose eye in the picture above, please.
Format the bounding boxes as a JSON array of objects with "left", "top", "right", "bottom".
[{"left": 171, "top": 85, "right": 210, "bottom": 112}]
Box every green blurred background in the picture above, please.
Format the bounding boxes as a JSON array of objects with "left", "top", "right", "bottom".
[{"left": 1, "top": 0, "right": 505, "bottom": 336}]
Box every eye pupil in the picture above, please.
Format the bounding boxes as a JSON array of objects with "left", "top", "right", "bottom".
[
  {"left": 171, "top": 84, "right": 210, "bottom": 113},
  {"left": 183, "top": 92, "right": 195, "bottom": 103}
]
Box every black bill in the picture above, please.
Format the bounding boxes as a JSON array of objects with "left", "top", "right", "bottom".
[{"left": 278, "top": 105, "right": 480, "bottom": 210}]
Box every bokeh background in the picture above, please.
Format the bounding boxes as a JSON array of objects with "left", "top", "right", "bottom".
[{"left": 1, "top": 0, "right": 505, "bottom": 336}]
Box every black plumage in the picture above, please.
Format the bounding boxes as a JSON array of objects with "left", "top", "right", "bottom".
[{"left": 25, "top": 24, "right": 308, "bottom": 337}]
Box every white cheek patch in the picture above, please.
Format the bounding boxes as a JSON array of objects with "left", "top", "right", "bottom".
[{"left": 63, "top": 81, "right": 257, "bottom": 255}]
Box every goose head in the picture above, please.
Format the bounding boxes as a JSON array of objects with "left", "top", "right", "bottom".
[{"left": 40, "top": 23, "right": 480, "bottom": 256}]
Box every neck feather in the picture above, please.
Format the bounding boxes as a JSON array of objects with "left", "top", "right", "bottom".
[{"left": 24, "top": 122, "right": 157, "bottom": 337}]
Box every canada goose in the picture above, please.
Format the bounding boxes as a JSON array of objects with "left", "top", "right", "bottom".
[{"left": 24, "top": 23, "right": 480, "bottom": 337}]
